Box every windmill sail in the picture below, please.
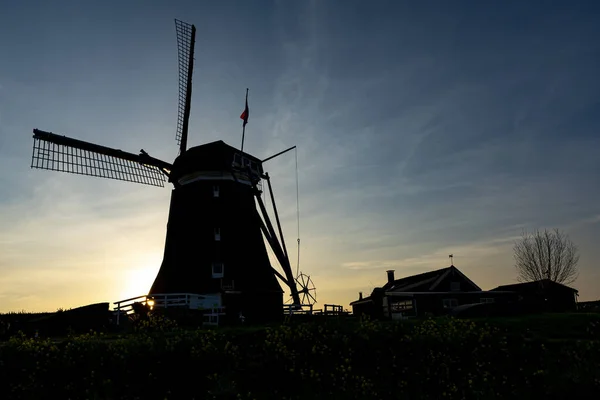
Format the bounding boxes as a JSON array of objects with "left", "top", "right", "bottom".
[
  {"left": 174, "top": 19, "right": 196, "bottom": 153},
  {"left": 31, "top": 129, "right": 171, "bottom": 187}
]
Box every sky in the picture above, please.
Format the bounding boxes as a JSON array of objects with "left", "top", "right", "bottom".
[{"left": 0, "top": 0, "right": 599, "bottom": 313}]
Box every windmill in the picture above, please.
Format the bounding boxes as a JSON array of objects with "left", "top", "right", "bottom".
[{"left": 29, "top": 19, "right": 305, "bottom": 324}]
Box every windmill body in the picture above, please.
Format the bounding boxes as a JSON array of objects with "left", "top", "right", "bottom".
[
  {"left": 29, "top": 19, "right": 304, "bottom": 324},
  {"left": 151, "top": 141, "right": 284, "bottom": 322}
]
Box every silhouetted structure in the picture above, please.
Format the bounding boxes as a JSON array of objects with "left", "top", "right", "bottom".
[
  {"left": 0, "top": 303, "right": 111, "bottom": 338},
  {"left": 29, "top": 19, "right": 302, "bottom": 324},
  {"left": 351, "top": 266, "right": 515, "bottom": 319},
  {"left": 352, "top": 267, "right": 581, "bottom": 319},
  {"left": 491, "top": 279, "right": 579, "bottom": 312},
  {"left": 578, "top": 300, "right": 600, "bottom": 312}
]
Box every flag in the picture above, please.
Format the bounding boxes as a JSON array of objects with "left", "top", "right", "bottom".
[{"left": 240, "top": 90, "right": 249, "bottom": 127}]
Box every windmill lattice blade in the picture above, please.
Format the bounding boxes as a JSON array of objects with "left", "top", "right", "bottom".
[
  {"left": 32, "top": 137, "right": 166, "bottom": 187},
  {"left": 174, "top": 19, "right": 195, "bottom": 152}
]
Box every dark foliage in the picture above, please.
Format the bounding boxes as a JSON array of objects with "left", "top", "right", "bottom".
[{"left": 1, "top": 314, "right": 600, "bottom": 399}]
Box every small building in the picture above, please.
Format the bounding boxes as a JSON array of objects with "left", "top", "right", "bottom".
[
  {"left": 350, "top": 266, "right": 514, "bottom": 319},
  {"left": 491, "top": 279, "right": 579, "bottom": 312}
]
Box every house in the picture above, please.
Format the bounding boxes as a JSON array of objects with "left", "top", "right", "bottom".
[
  {"left": 491, "top": 279, "right": 579, "bottom": 312},
  {"left": 350, "top": 266, "right": 515, "bottom": 319}
]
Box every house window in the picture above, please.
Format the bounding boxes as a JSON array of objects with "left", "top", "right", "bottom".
[
  {"left": 443, "top": 298, "right": 458, "bottom": 309},
  {"left": 480, "top": 298, "right": 495, "bottom": 304},
  {"left": 212, "top": 262, "right": 224, "bottom": 278},
  {"left": 390, "top": 299, "right": 413, "bottom": 312},
  {"left": 450, "top": 281, "right": 461, "bottom": 291},
  {"left": 213, "top": 185, "right": 220, "bottom": 197},
  {"left": 214, "top": 228, "right": 221, "bottom": 241}
]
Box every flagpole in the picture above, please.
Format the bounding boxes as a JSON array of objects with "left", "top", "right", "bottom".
[{"left": 241, "top": 88, "right": 249, "bottom": 153}]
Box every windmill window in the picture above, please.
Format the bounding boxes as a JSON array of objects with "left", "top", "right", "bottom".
[
  {"left": 443, "top": 298, "right": 458, "bottom": 309},
  {"left": 232, "top": 154, "right": 242, "bottom": 167},
  {"left": 213, "top": 185, "right": 220, "bottom": 197},
  {"left": 212, "top": 262, "right": 224, "bottom": 278},
  {"left": 450, "top": 281, "right": 461, "bottom": 291},
  {"left": 214, "top": 228, "right": 221, "bottom": 241}
]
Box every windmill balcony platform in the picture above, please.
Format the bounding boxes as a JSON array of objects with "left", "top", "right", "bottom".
[{"left": 113, "top": 293, "right": 225, "bottom": 325}]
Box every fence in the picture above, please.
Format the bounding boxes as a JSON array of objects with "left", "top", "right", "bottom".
[{"left": 113, "top": 293, "right": 215, "bottom": 325}]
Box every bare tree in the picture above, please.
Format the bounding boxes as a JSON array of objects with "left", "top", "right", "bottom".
[{"left": 513, "top": 228, "right": 579, "bottom": 285}]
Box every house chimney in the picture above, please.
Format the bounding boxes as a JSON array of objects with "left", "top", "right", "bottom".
[
  {"left": 386, "top": 270, "right": 395, "bottom": 283},
  {"left": 359, "top": 292, "right": 363, "bottom": 300}
]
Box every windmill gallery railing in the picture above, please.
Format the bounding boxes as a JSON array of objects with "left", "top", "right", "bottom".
[
  {"left": 282, "top": 304, "right": 348, "bottom": 317},
  {"left": 283, "top": 303, "right": 314, "bottom": 315},
  {"left": 113, "top": 293, "right": 224, "bottom": 326}
]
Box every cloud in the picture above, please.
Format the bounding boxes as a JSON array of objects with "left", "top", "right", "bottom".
[
  {"left": 586, "top": 215, "right": 600, "bottom": 225},
  {"left": 340, "top": 234, "right": 519, "bottom": 271},
  {"left": 0, "top": 171, "right": 169, "bottom": 310}
]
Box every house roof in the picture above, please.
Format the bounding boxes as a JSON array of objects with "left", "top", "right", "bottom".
[
  {"left": 382, "top": 267, "right": 449, "bottom": 291},
  {"left": 350, "top": 265, "right": 482, "bottom": 306},
  {"left": 349, "top": 297, "right": 374, "bottom": 306},
  {"left": 384, "top": 265, "right": 482, "bottom": 292},
  {"left": 492, "top": 279, "right": 578, "bottom": 293}
]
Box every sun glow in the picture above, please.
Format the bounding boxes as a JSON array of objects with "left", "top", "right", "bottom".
[{"left": 118, "top": 254, "right": 162, "bottom": 301}]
